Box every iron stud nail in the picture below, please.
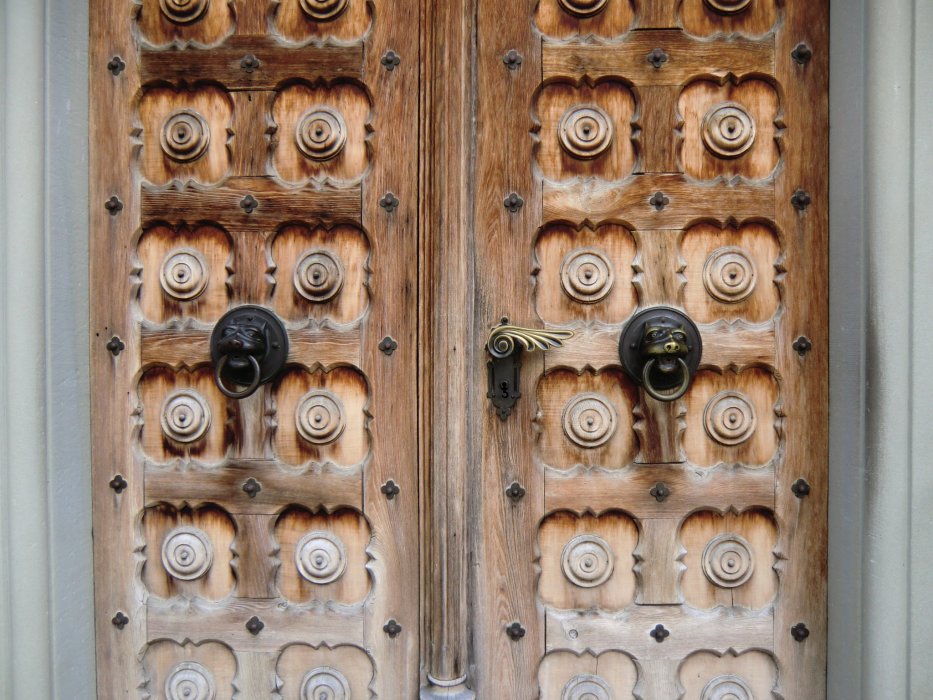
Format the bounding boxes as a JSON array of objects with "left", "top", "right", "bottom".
[
  {"left": 239, "top": 194, "right": 258, "bottom": 214},
  {"left": 383, "top": 619, "right": 402, "bottom": 638},
  {"left": 379, "top": 336, "right": 398, "bottom": 355},
  {"left": 380, "top": 192, "right": 399, "bottom": 212},
  {"left": 109, "top": 474, "right": 128, "bottom": 493},
  {"left": 106, "top": 336, "right": 125, "bottom": 356},
  {"left": 792, "top": 478, "right": 811, "bottom": 498},
  {"left": 649, "top": 191, "right": 669, "bottom": 211},
  {"left": 240, "top": 54, "right": 261, "bottom": 73},
  {"left": 503, "top": 49, "right": 523, "bottom": 70},
  {"left": 793, "top": 336, "right": 812, "bottom": 356},
  {"left": 381, "top": 480, "right": 400, "bottom": 500},
  {"left": 503, "top": 192, "right": 524, "bottom": 213},
  {"left": 381, "top": 50, "right": 401, "bottom": 71},
  {"left": 245, "top": 616, "right": 264, "bottom": 635},
  {"left": 791, "top": 622, "right": 810, "bottom": 641},
  {"left": 506, "top": 482, "right": 526, "bottom": 502},
  {"left": 506, "top": 622, "right": 526, "bottom": 640},
  {"left": 107, "top": 56, "right": 125, "bottom": 75},
  {"left": 104, "top": 196, "right": 123, "bottom": 215},
  {"left": 791, "top": 189, "right": 811, "bottom": 211},
  {"left": 242, "top": 477, "right": 261, "bottom": 498},
  {"left": 791, "top": 43, "right": 813, "bottom": 65},
  {"left": 650, "top": 623, "right": 670, "bottom": 642},
  {"left": 646, "top": 48, "right": 669, "bottom": 69},
  {"left": 111, "top": 612, "right": 129, "bottom": 629},
  {"left": 650, "top": 482, "right": 671, "bottom": 502}
]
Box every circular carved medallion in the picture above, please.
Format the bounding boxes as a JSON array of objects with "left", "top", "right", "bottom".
[
  {"left": 560, "top": 248, "right": 614, "bottom": 304},
  {"left": 561, "top": 673, "right": 612, "bottom": 700},
  {"left": 561, "top": 534, "right": 614, "bottom": 588},
  {"left": 703, "top": 0, "right": 753, "bottom": 15},
  {"left": 161, "top": 110, "right": 211, "bottom": 163},
  {"left": 160, "top": 390, "right": 211, "bottom": 444},
  {"left": 703, "top": 390, "right": 756, "bottom": 446},
  {"left": 703, "top": 247, "right": 756, "bottom": 304},
  {"left": 300, "top": 666, "right": 351, "bottom": 700},
  {"left": 161, "top": 526, "right": 213, "bottom": 581},
  {"left": 558, "top": 105, "right": 614, "bottom": 160},
  {"left": 165, "top": 661, "right": 216, "bottom": 700},
  {"left": 557, "top": 0, "right": 610, "bottom": 18},
  {"left": 160, "top": 248, "right": 209, "bottom": 301},
  {"left": 701, "top": 102, "right": 756, "bottom": 159},
  {"left": 294, "top": 250, "right": 344, "bottom": 302},
  {"left": 295, "top": 390, "right": 346, "bottom": 445},
  {"left": 159, "top": 0, "right": 210, "bottom": 24},
  {"left": 562, "top": 393, "right": 617, "bottom": 448},
  {"left": 702, "top": 533, "right": 755, "bottom": 589},
  {"left": 296, "top": 107, "right": 347, "bottom": 161},
  {"left": 701, "top": 674, "right": 754, "bottom": 700},
  {"left": 299, "top": 0, "right": 350, "bottom": 21},
  {"left": 295, "top": 532, "right": 348, "bottom": 584}
]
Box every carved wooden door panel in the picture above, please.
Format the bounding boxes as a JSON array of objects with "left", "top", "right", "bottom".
[
  {"left": 470, "top": 1, "right": 828, "bottom": 699},
  {"left": 90, "top": 1, "right": 419, "bottom": 696}
]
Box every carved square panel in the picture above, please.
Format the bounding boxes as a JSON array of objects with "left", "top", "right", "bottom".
[
  {"left": 135, "top": 0, "right": 234, "bottom": 47},
  {"left": 274, "top": 507, "right": 371, "bottom": 604},
  {"left": 535, "top": 224, "right": 637, "bottom": 325},
  {"left": 535, "top": 0, "right": 633, "bottom": 40},
  {"left": 680, "top": 650, "right": 778, "bottom": 700},
  {"left": 273, "top": 0, "right": 371, "bottom": 42},
  {"left": 142, "top": 640, "right": 237, "bottom": 700},
  {"left": 276, "top": 644, "right": 373, "bottom": 699},
  {"left": 538, "top": 651, "right": 637, "bottom": 700},
  {"left": 680, "top": 0, "right": 779, "bottom": 38}
]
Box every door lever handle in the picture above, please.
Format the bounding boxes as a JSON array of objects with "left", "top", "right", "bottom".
[{"left": 486, "top": 319, "right": 573, "bottom": 420}]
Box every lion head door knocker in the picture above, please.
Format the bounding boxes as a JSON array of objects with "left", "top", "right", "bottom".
[
  {"left": 619, "top": 307, "right": 702, "bottom": 402},
  {"left": 209, "top": 305, "right": 289, "bottom": 399}
]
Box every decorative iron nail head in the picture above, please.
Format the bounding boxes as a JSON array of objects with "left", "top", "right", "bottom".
[
  {"left": 379, "top": 192, "right": 399, "bottom": 212},
  {"left": 791, "top": 43, "right": 813, "bottom": 65},
  {"left": 112, "top": 612, "right": 129, "bottom": 629},
  {"left": 245, "top": 616, "right": 264, "bottom": 635},
  {"left": 506, "top": 622, "right": 526, "bottom": 641},
  {"left": 381, "top": 479, "right": 400, "bottom": 500},
  {"left": 791, "top": 622, "right": 810, "bottom": 642},
  {"left": 107, "top": 56, "right": 125, "bottom": 75},
  {"left": 646, "top": 48, "right": 669, "bottom": 69},
  {"left": 106, "top": 336, "right": 125, "bottom": 356},
  {"left": 650, "top": 624, "right": 670, "bottom": 643},
  {"left": 109, "top": 474, "right": 128, "bottom": 493},
  {"left": 650, "top": 482, "right": 671, "bottom": 502},
  {"left": 506, "top": 482, "right": 526, "bottom": 502},
  {"left": 379, "top": 336, "right": 398, "bottom": 355},
  {"left": 503, "top": 192, "right": 524, "bottom": 213},
  {"left": 793, "top": 335, "right": 812, "bottom": 356},
  {"left": 791, "top": 189, "right": 811, "bottom": 211},
  {"left": 792, "top": 478, "right": 811, "bottom": 498},
  {"left": 105, "top": 196, "right": 123, "bottom": 215},
  {"left": 242, "top": 477, "right": 261, "bottom": 498},
  {"left": 239, "top": 194, "right": 258, "bottom": 214},
  {"left": 649, "top": 191, "right": 669, "bottom": 211},
  {"left": 383, "top": 619, "right": 402, "bottom": 638},
  {"left": 503, "top": 49, "right": 523, "bottom": 70},
  {"left": 240, "top": 54, "right": 261, "bottom": 73},
  {"left": 381, "top": 50, "right": 401, "bottom": 71}
]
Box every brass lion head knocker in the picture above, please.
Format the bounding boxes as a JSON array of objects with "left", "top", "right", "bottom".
[{"left": 619, "top": 307, "right": 702, "bottom": 402}]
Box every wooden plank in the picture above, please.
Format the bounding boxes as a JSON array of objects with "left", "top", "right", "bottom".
[
  {"left": 633, "top": 518, "right": 683, "bottom": 605},
  {"left": 231, "top": 514, "right": 277, "bottom": 599},
  {"left": 230, "top": 91, "right": 273, "bottom": 177},
  {"left": 634, "top": 86, "right": 682, "bottom": 174}
]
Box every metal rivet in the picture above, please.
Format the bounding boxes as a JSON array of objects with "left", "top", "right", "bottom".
[
  {"left": 381, "top": 479, "right": 400, "bottom": 500},
  {"left": 111, "top": 612, "right": 129, "bottom": 629},
  {"left": 242, "top": 478, "right": 261, "bottom": 498},
  {"left": 380, "top": 192, "right": 399, "bottom": 212},
  {"left": 646, "top": 48, "right": 669, "bottom": 69},
  {"left": 791, "top": 43, "right": 813, "bottom": 65},
  {"left": 239, "top": 194, "right": 258, "bottom": 214},
  {"left": 506, "top": 482, "right": 526, "bottom": 502},
  {"left": 649, "top": 191, "right": 669, "bottom": 211},
  {"left": 503, "top": 192, "right": 524, "bottom": 213},
  {"left": 240, "top": 54, "right": 261, "bottom": 73},
  {"left": 245, "top": 616, "right": 264, "bottom": 635},
  {"left": 503, "top": 49, "right": 523, "bottom": 70},
  {"left": 505, "top": 622, "right": 526, "bottom": 640},
  {"left": 106, "top": 336, "right": 125, "bottom": 356},
  {"left": 379, "top": 336, "right": 398, "bottom": 355},
  {"left": 104, "top": 196, "right": 123, "bottom": 215},
  {"left": 650, "top": 623, "right": 670, "bottom": 642},
  {"left": 792, "top": 335, "right": 812, "bottom": 356},
  {"left": 791, "top": 478, "right": 811, "bottom": 498},
  {"left": 381, "top": 50, "right": 401, "bottom": 71},
  {"left": 107, "top": 56, "right": 125, "bottom": 75},
  {"left": 383, "top": 619, "right": 402, "bottom": 638},
  {"left": 109, "top": 474, "right": 128, "bottom": 493},
  {"left": 791, "top": 189, "right": 811, "bottom": 211},
  {"left": 791, "top": 622, "right": 810, "bottom": 641},
  {"left": 649, "top": 482, "right": 671, "bottom": 502}
]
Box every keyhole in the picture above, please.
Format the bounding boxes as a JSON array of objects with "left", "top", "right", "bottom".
[{"left": 500, "top": 380, "right": 510, "bottom": 398}]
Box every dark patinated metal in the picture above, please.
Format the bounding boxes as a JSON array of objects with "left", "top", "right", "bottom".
[
  {"left": 793, "top": 336, "right": 812, "bottom": 356},
  {"left": 381, "top": 479, "right": 401, "bottom": 500},
  {"left": 379, "top": 336, "right": 398, "bottom": 355},
  {"left": 107, "top": 56, "right": 125, "bottom": 75},
  {"left": 650, "top": 482, "right": 671, "bottom": 502},
  {"left": 505, "top": 622, "right": 526, "bottom": 641},
  {"left": 791, "top": 189, "right": 811, "bottom": 211},
  {"left": 210, "top": 306, "right": 288, "bottom": 399},
  {"left": 383, "top": 619, "right": 402, "bottom": 638},
  {"left": 242, "top": 477, "right": 262, "bottom": 498},
  {"left": 791, "top": 43, "right": 813, "bottom": 65},
  {"left": 506, "top": 482, "right": 526, "bottom": 502},
  {"left": 381, "top": 50, "right": 401, "bottom": 71},
  {"left": 104, "top": 195, "right": 123, "bottom": 215},
  {"left": 380, "top": 192, "right": 400, "bottom": 212},
  {"left": 646, "top": 48, "right": 669, "bottom": 69},
  {"left": 106, "top": 336, "right": 125, "bottom": 356},
  {"left": 239, "top": 194, "right": 258, "bottom": 213},
  {"left": 111, "top": 612, "right": 129, "bottom": 629},
  {"left": 109, "top": 474, "right": 128, "bottom": 493},
  {"left": 650, "top": 624, "right": 670, "bottom": 642},
  {"left": 502, "top": 49, "right": 523, "bottom": 70},
  {"left": 649, "top": 191, "right": 669, "bottom": 211},
  {"left": 240, "top": 54, "right": 261, "bottom": 73},
  {"left": 245, "top": 616, "right": 264, "bottom": 635},
  {"left": 619, "top": 307, "right": 702, "bottom": 402},
  {"left": 792, "top": 478, "right": 811, "bottom": 498},
  {"left": 791, "top": 622, "right": 810, "bottom": 641},
  {"left": 503, "top": 192, "right": 524, "bottom": 213}
]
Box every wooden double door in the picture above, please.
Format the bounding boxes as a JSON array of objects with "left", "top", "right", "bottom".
[{"left": 90, "top": 0, "right": 827, "bottom": 697}]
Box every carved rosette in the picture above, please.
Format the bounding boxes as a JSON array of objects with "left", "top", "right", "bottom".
[
  {"left": 703, "top": 246, "right": 756, "bottom": 303},
  {"left": 165, "top": 661, "right": 216, "bottom": 700},
  {"left": 161, "top": 526, "right": 214, "bottom": 581},
  {"left": 300, "top": 667, "right": 351, "bottom": 700},
  {"left": 703, "top": 390, "right": 756, "bottom": 445},
  {"left": 160, "top": 110, "right": 211, "bottom": 163},
  {"left": 296, "top": 107, "right": 347, "bottom": 161},
  {"left": 561, "top": 674, "right": 611, "bottom": 700},
  {"left": 702, "top": 0, "right": 753, "bottom": 15},
  {"left": 558, "top": 105, "right": 614, "bottom": 160},
  {"left": 701, "top": 102, "right": 756, "bottom": 159},
  {"left": 295, "top": 390, "right": 346, "bottom": 445},
  {"left": 160, "top": 390, "right": 211, "bottom": 443},
  {"left": 560, "top": 248, "right": 614, "bottom": 304},
  {"left": 702, "top": 533, "right": 755, "bottom": 589},
  {"left": 562, "top": 392, "right": 617, "bottom": 448},
  {"left": 160, "top": 248, "right": 209, "bottom": 301},
  {"left": 701, "top": 674, "right": 754, "bottom": 700},
  {"left": 561, "top": 534, "right": 614, "bottom": 588},
  {"left": 159, "top": 0, "right": 210, "bottom": 24},
  {"left": 557, "top": 0, "right": 609, "bottom": 18},
  {"left": 295, "top": 531, "right": 348, "bottom": 584},
  {"left": 299, "top": 0, "right": 350, "bottom": 21},
  {"left": 294, "top": 250, "right": 344, "bottom": 302}
]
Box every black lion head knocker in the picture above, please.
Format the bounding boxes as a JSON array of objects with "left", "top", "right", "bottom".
[
  {"left": 619, "top": 307, "right": 702, "bottom": 402},
  {"left": 210, "top": 306, "right": 289, "bottom": 399}
]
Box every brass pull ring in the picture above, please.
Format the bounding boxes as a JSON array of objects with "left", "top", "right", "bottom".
[
  {"left": 214, "top": 355, "right": 262, "bottom": 399},
  {"left": 641, "top": 357, "right": 691, "bottom": 402}
]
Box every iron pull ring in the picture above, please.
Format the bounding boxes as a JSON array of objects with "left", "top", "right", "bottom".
[
  {"left": 641, "top": 357, "right": 692, "bottom": 402},
  {"left": 214, "top": 354, "right": 262, "bottom": 399}
]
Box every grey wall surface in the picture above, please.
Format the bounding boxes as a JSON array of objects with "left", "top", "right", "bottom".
[{"left": 0, "top": 0, "right": 930, "bottom": 698}]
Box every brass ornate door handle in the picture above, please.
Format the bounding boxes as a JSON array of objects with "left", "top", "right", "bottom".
[
  {"left": 619, "top": 306, "right": 702, "bottom": 402},
  {"left": 209, "top": 306, "right": 289, "bottom": 399},
  {"left": 486, "top": 319, "right": 574, "bottom": 420}
]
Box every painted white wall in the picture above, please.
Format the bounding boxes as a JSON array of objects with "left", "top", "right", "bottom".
[{"left": 0, "top": 0, "right": 930, "bottom": 697}]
